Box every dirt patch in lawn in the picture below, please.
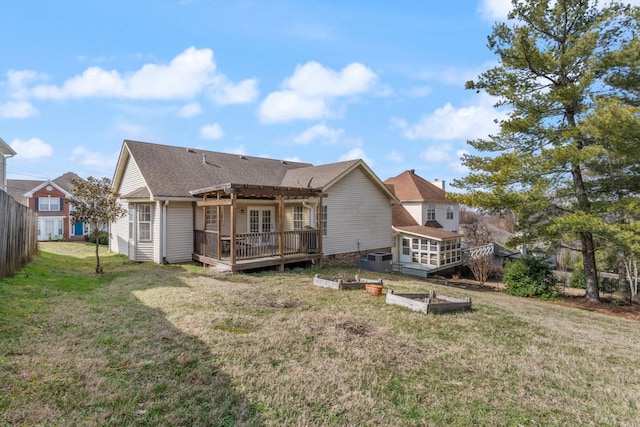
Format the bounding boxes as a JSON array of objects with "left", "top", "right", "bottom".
[{"left": 552, "top": 296, "right": 640, "bottom": 321}]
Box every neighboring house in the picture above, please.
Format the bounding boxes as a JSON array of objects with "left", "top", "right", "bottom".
[
  {"left": 384, "top": 170, "right": 463, "bottom": 277},
  {"left": 0, "top": 137, "right": 17, "bottom": 192},
  {"left": 110, "top": 140, "right": 398, "bottom": 272},
  {"left": 5, "top": 172, "right": 88, "bottom": 241}
]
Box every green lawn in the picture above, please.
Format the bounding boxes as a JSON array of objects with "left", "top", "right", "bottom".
[{"left": 1, "top": 242, "right": 639, "bottom": 426}]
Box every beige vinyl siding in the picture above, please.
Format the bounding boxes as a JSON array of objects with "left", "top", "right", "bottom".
[
  {"left": 166, "top": 202, "right": 194, "bottom": 263},
  {"left": 110, "top": 209, "right": 129, "bottom": 256},
  {"left": 323, "top": 167, "right": 392, "bottom": 256},
  {"left": 110, "top": 156, "right": 148, "bottom": 256},
  {"left": 119, "top": 156, "right": 147, "bottom": 195}
]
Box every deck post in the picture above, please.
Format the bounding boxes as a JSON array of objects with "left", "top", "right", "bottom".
[
  {"left": 230, "top": 193, "right": 237, "bottom": 265},
  {"left": 317, "top": 195, "right": 323, "bottom": 267},
  {"left": 278, "top": 195, "right": 284, "bottom": 264}
]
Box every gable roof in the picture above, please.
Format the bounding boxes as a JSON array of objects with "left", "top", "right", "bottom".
[
  {"left": 114, "top": 140, "right": 313, "bottom": 199},
  {"left": 0, "top": 137, "right": 16, "bottom": 156},
  {"left": 6, "top": 172, "right": 84, "bottom": 205},
  {"left": 281, "top": 159, "right": 398, "bottom": 202},
  {"left": 384, "top": 170, "right": 448, "bottom": 202},
  {"left": 114, "top": 140, "right": 398, "bottom": 203}
]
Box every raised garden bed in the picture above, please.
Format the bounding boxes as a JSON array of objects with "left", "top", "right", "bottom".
[
  {"left": 386, "top": 290, "right": 471, "bottom": 314},
  {"left": 313, "top": 274, "right": 383, "bottom": 291}
]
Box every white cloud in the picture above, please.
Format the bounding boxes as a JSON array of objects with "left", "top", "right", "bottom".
[
  {"left": 339, "top": 147, "right": 374, "bottom": 167},
  {"left": 419, "top": 143, "right": 453, "bottom": 163},
  {"left": 259, "top": 61, "right": 377, "bottom": 123},
  {"left": 10, "top": 137, "right": 53, "bottom": 160},
  {"left": 0, "top": 100, "right": 38, "bottom": 118},
  {"left": 293, "top": 124, "right": 344, "bottom": 144},
  {"left": 177, "top": 102, "right": 202, "bottom": 118},
  {"left": 478, "top": 0, "right": 512, "bottom": 22},
  {"left": 70, "top": 146, "right": 118, "bottom": 169},
  {"left": 285, "top": 62, "right": 377, "bottom": 98},
  {"left": 402, "top": 94, "right": 506, "bottom": 141},
  {"left": 200, "top": 123, "right": 224, "bottom": 140},
  {"left": 28, "top": 47, "right": 256, "bottom": 105},
  {"left": 259, "top": 91, "right": 328, "bottom": 123},
  {"left": 387, "top": 150, "right": 403, "bottom": 162},
  {"left": 210, "top": 78, "right": 259, "bottom": 105}
]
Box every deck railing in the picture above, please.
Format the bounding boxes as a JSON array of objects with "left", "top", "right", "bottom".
[{"left": 194, "top": 228, "right": 320, "bottom": 261}]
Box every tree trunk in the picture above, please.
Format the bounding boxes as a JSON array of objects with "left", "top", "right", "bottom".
[
  {"left": 581, "top": 231, "right": 599, "bottom": 302},
  {"left": 95, "top": 240, "right": 102, "bottom": 274}
]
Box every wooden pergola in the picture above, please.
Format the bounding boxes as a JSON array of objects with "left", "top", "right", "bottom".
[{"left": 191, "top": 183, "right": 326, "bottom": 270}]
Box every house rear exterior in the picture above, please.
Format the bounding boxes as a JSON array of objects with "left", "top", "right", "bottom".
[{"left": 110, "top": 140, "right": 397, "bottom": 271}]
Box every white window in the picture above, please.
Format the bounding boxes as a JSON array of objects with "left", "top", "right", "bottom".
[
  {"left": 427, "top": 205, "right": 436, "bottom": 221},
  {"left": 138, "top": 204, "right": 152, "bottom": 241},
  {"left": 446, "top": 205, "right": 454, "bottom": 220},
  {"left": 39, "top": 196, "right": 61, "bottom": 212},
  {"left": 293, "top": 206, "right": 304, "bottom": 230},
  {"left": 321, "top": 205, "right": 328, "bottom": 236},
  {"left": 128, "top": 206, "right": 134, "bottom": 239}
]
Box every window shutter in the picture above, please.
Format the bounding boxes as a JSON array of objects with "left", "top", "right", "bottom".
[
  {"left": 60, "top": 198, "right": 64, "bottom": 211},
  {"left": 35, "top": 198, "right": 39, "bottom": 211}
]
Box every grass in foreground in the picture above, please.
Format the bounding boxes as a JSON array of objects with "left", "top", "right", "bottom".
[{"left": 1, "top": 242, "right": 639, "bottom": 426}]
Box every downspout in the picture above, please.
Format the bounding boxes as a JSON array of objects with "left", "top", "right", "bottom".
[
  {"left": 302, "top": 197, "right": 317, "bottom": 228},
  {"left": 162, "top": 200, "right": 169, "bottom": 264},
  {"left": 2, "top": 152, "right": 15, "bottom": 192}
]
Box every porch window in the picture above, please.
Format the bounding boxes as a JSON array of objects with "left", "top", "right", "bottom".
[
  {"left": 427, "top": 205, "right": 436, "bottom": 221},
  {"left": 446, "top": 205, "right": 454, "bottom": 220},
  {"left": 206, "top": 206, "right": 223, "bottom": 227},
  {"left": 321, "top": 205, "right": 328, "bottom": 236},
  {"left": 293, "top": 205, "right": 304, "bottom": 230},
  {"left": 138, "top": 204, "right": 152, "bottom": 241}
]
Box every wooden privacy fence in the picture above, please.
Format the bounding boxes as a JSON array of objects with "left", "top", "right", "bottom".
[{"left": 0, "top": 190, "right": 38, "bottom": 279}]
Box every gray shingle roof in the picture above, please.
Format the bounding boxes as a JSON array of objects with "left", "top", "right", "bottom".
[
  {"left": 123, "top": 140, "right": 313, "bottom": 198},
  {"left": 280, "top": 160, "right": 360, "bottom": 189},
  {"left": 5, "top": 179, "right": 40, "bottom": 205},
  {"left": 5, "top": 172, "right": 84, "bottom": 205}
]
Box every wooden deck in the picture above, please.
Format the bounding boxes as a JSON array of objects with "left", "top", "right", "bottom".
[{"left": 193, "top": 229, "right": 322, "bottom": 272}]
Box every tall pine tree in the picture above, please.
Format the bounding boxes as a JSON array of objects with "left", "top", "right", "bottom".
[{"left": 455, "top": 0, "right": 639, "bottom": 302}]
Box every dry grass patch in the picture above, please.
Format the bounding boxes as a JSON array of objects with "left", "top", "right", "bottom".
[{"left": 2, "top": 244, "right": 640, "bottom": 426}]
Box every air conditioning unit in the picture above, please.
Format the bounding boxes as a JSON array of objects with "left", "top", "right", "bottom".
[{"left": 366, "top": 252, "right": 392, "bottom": 272}]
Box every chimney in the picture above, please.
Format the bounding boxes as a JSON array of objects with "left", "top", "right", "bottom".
[{"left": 432, "top": 179, "right": 445, "bottom": 191}]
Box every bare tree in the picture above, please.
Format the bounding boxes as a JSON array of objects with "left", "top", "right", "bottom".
[
  {"left": 465, "top": 252, "right": 501, "bottom": 287},
  {"left": 69, "top": 177, "right": 127, "bottom": 273}
]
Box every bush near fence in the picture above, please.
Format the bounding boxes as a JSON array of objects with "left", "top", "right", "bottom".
[{"left": 0, "top": 189, "right": 38, "bottom": 278}]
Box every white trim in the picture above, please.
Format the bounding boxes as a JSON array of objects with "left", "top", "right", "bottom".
[{"left": 24, "top": 180, "right": 71, "bottom": 198}]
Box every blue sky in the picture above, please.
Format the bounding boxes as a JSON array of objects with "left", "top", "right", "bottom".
[{"left": 0, "top": 0, "right": 564, "bottom": 187}]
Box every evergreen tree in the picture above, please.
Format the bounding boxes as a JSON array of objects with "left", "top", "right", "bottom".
[{"left": 454, "top": 0, "right": 639, "bottom": 302}]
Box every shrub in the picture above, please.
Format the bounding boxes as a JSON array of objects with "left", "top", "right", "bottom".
[
  {"left": 503, "top": 257, "right": 557, "bottom": 299},
  {"left": 88, "top": 230, "right": 109, "bottom": 245},
  {"left": 570, "top": 266, "right": 586, "bottom": 289}
]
